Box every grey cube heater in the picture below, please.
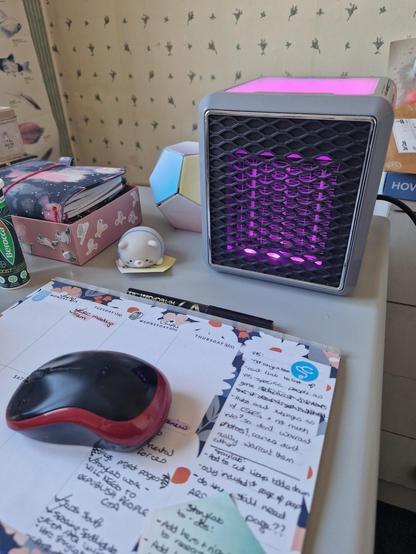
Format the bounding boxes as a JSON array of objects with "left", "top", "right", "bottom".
[{"left": 198, "top": 77, "right": 395, "bottom": 295}]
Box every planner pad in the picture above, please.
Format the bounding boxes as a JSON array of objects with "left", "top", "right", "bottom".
[{"left": 0, "top": 278, "right": 340, "bottom": 553}]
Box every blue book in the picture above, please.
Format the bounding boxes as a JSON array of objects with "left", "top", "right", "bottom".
[{"left": 383, "top": 172, "right": 416, "bottom": 202}]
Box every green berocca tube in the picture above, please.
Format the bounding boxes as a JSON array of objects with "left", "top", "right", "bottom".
[{"left": 0, "top": 179, "right": 30, "bottom": 289}]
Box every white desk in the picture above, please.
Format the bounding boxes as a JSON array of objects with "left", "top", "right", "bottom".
[{"left": 0, "top": 186, "right": 389, "bottom": 554}]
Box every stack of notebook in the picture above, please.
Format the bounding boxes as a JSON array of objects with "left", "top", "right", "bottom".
[{"left": 0, "top": 158, "right": 126, "bottom": 223}]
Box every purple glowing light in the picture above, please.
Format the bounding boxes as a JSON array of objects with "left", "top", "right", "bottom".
[
  {"left": 226, "top": 148, "right": 339, "bottom": 269},
  {"left": 226, "top": 77, "right": 378, "bottom": 95},
  {"left": 316, "top": 155, "right": 332, "bottom": 161}
]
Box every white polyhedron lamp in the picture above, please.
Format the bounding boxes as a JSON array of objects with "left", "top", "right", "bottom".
[{"left": 149, "top": 141, "right": 201, "bottom": 232}]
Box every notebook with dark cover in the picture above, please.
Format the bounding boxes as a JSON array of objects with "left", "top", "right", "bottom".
[{"left": 0, "top": 158, "right": 125, "bottom": 222}]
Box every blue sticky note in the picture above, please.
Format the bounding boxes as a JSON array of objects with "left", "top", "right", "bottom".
[
  {"left": 139, "top": 493, "right": 265, "bottom": 554},
  {"left": 31, "top": 290, "right": 51, "bottom": 302}
]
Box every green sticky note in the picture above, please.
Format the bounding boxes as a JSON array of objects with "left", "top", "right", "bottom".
[{"left": 139, "top": 493, "right": 265, "bottom": 554}]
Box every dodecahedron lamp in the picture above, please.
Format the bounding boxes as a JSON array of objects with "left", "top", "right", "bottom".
[{"left": 149, "top": 142, "right": 201, "bottom": 232}]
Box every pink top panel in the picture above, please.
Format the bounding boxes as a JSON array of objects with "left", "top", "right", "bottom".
[{"left": 226, "top": 77, "right": 379, "bottom": 95}]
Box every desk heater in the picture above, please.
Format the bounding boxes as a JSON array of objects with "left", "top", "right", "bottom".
[{"left": 199, "top": 77, "right": 395, "bottom": 294}]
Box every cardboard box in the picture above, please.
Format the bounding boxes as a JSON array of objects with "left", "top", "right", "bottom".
[
  {"left": 384, "top": 105, "right": 416, "bottom": 173},
  {"left": 11, "top": 185, "right": 142, "bottom": 265},
  {"left": 384, "top": 38, "right": 416, "bottom": 173}
]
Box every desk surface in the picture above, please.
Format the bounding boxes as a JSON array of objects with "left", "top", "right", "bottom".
[{"left": 0, "top": 186, "right": 389, "bottom": 554}]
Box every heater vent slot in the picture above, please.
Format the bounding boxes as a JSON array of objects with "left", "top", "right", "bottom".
[{"left": 206, "top": 112, "right": 373, "bottom": 288}]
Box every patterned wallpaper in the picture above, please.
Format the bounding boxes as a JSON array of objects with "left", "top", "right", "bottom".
[
  {"left": 41, "top": 0, "right": 416, "bottom": 184},
  {"left": 0, "top": 0, "right": 59, "bottom": 160}
]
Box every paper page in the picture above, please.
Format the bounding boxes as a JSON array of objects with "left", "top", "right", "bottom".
[
  {"left": 138, "top": 493, "right": 264, "bottom": 554},
  {"left": 392, "top": 118, "right": 416, "bottom": 154},
  {"left": 181, "top": 335, "right": 338, "bottom": 553},
  {"left": 0, "top": 279, "right": 340, "bottom": 553}
]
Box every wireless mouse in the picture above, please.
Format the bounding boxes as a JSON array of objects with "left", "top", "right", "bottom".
[{"left": 5, "top": 351, "right": 172, "bottom": 451}]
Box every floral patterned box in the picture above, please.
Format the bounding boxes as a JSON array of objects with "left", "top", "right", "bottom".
[{"left": 11, "top": 185, "right": 142, "bottom": 265}]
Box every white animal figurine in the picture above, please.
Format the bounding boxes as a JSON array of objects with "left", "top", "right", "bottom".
[{"left": 117, "top": 226, "right": 164, "bottom": 269}]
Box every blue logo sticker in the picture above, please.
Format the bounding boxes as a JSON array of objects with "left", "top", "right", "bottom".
[
  {"left": 291, "top": 360, "right": 319, "bottom": 382},
  {"left": 31, "top": 290, "right": 51, "bottom": 302}
]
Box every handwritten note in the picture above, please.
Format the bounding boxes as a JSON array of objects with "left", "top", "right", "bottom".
[
  {"left": 0, "top": 279, "right": 340, "bottom": 553},
  {"left": 139, "top": 493, "right": 264, "bottom": 554},
  {"left": 184, "top": 336, "right": 338, "bottom": 553},
  {"left": 31, "top": 430, "right": 185, "bottom": 554}
]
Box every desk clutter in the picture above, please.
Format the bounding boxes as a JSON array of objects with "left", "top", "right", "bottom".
[
  {"left": 0, "top": 277, "right": 340, "bottom": 554},
  {"left": 0, "top": 74, "right": 396, "bottom": 292},
  {"left": 382, "top": 38, "right": 416, "bottom": 213},
  {"left": 0, "top": 75, "right": 395, "bottom": 551},
  {"left": 0, "top": 157, "right": 142, "bottom": 265}
]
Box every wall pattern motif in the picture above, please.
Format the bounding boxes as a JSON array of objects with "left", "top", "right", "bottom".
[{"left": 41, "top": 0, "right": 416, "bottom": 184}]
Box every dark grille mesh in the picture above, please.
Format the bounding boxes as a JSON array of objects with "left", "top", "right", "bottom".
[{"left": 207, "top": 112, "right": 373, "bottom": 288}]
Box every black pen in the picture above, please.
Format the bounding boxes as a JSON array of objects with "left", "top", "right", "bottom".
[{"left": 126, "top": 288, "right": 274, "bottom": 330}]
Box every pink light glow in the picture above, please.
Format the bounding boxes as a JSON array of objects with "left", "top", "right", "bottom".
[
  {"left": 226, "top": 77, "right": 378, "bottom": 95},
  {"left": 226, "top": 147, "right": 337, "bottom": 272},
  {"left": 316, "top": 155, "right": 332, "bottom": 161}
]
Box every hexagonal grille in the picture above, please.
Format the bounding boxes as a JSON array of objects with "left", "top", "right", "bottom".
[{"left": 206, "top": 112, "right": 374, "bottom": 289}]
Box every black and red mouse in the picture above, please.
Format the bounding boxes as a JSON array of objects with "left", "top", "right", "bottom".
[{"left": 5, "top": 351, "right": 171, "bottom": 451}]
